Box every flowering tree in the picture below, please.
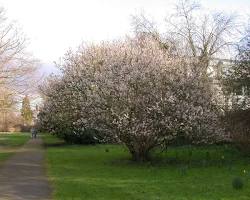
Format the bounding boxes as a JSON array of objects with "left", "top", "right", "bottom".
[{"left": 39, "top": 36, "right": 223, "bottom": 161}]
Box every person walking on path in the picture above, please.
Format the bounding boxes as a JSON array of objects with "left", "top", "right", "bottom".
[{"left": 31, "top": 126, "right": 38, "bottom": 139}]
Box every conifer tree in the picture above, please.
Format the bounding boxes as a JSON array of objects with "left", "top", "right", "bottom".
[{"left": 21, "top": 95, "right": 33, "bottom": 126}]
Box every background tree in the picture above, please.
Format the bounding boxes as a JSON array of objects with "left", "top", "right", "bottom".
[
  {"left": 132, "top": 0, "right": 236, "bottom": 78},
  {"left": 0, "top": 7, "right": 38, "bottom": 90},
  {"left": 21, "top": 95, "right": 33, "bottom": 126},
  {"left": 0, "top": 87, "right": 17, "bottom": 131},
  {"left": 0, "top": 7, "right": 39, "bottom": 131},
  {"left": 223, "top": 26, "right": 250, "bottom": 109},
  {"left": 223, "top": 25, "right": 250, "bottom": 154}
]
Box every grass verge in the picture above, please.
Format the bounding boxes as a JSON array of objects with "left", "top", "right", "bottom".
[
  {"left": 43, "top": 134, "right": 250, "bottom": 200},
  {"left": 0, "top": 132, "right": 30, "bottom": 163}
]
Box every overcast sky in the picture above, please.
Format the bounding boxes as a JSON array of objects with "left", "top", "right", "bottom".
[{"left": 0, "top": 0, "right": 249, "bottom": 68}]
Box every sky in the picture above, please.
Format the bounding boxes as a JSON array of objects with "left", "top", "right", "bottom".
[{"left": 0, "top": 0, "right": 249, "bottom": 72}]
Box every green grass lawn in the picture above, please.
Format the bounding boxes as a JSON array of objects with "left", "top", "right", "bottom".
[
  {"left": 43, "top": 134, "right": 250, "bottom": 200},
  {"left": 0, "top": 132, "right": 30, "bottom": 162}
]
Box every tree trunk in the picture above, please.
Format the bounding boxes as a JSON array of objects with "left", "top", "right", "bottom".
[{"left": 130, "top": 148, "right": 150, "bottom": 162}]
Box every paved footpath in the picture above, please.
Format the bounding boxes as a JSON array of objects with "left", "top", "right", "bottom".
[{"left": 0, "top": 138, "right": 52, "bottom": 200}]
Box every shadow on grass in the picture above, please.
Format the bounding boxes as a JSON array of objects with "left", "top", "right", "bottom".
[
  {"left": 108, "top": 144, "right": 250, "bottom": 170},
  {"left": 43, "top": 140, "right": 101, "bottom": 148},
  {"left": 43, "top": 141, "right": 68, "bottom": 148},
  {"left": 41, "top": 134, "right": 68, "bottom": 148}
]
